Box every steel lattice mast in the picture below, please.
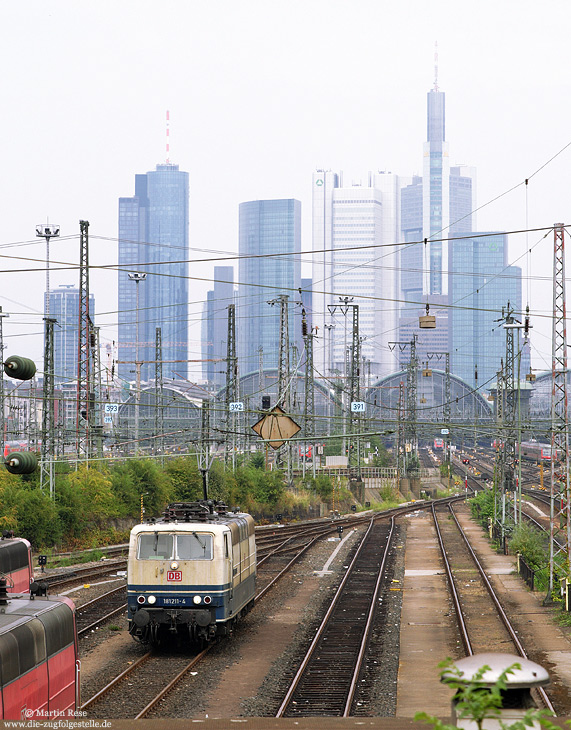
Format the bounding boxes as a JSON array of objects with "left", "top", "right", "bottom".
[
  {"left": 494, "top": 362, "right": 504, "bottom": 530},
  {"left": 302, "top": 310, "right": 315, "bottom": 478},
  {"left": 91, "top": 325, "right": 103, "bottom": 460},
  {"left": 406, "top": 336, "right": 418, "bottom": 456},
  {"left": 348, "top": 304, "right": 361, "bottom": 478},
  {"left": 397, "top": 380, "right": 405, "bottom": 479},
  {"left": 275, "top": 295, "right": 290, "bottom": 411},
  {"left": 76, "top": 220, "right": 90, "bottom": 460},
  {"left": 225, "top": 304, "right": 239, "bottom": 467},
  {"left": 0, "top": 307, "right": 7, "bottom": 459},
  {"left": 199, "top": 398, "right": 211, "bottom": 500},
  {"left": 41, "top": 317, "right": 56, "bottom": 494},
  {"left": 388, "top": 338, "right": 418, "bottom": 470},
  {"left": 549, "top": 223, "right": 571, "bottom": 595},
  {"left": 154, "top": 327, "right": 164, "bottom": 461},
  {"left": 426, "top": 351, "right": 450, "bottom": 457},
  {"left": 502, "top": 304, "right": 518, "bottom": 501}
]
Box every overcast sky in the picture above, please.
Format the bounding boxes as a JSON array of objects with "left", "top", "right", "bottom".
[{"left": 1, "top": 0, "right": 570, "bottom": 380}]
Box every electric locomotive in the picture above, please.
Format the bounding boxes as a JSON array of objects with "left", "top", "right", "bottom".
[
  {"left": 127, "top": 500, "right": 256, "bottom": 645},
  {"left": 0, "top": 534, "right": 33, "bottom": 593}
]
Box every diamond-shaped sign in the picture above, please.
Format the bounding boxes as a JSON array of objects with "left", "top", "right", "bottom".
[{"left": 251, "top": 405, "right": 301, "bottom": 450}]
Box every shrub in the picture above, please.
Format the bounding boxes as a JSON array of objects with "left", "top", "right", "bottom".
[{"left": 509, "top": 523, "right": 547, "bottom": 571}]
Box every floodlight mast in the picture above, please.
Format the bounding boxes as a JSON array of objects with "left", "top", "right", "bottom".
[
  {"left": 36, "top": 223, "right": 60, "bottom": 317},
  {"left": 128, "top": 272, "right": 147, "bottom": 453}
]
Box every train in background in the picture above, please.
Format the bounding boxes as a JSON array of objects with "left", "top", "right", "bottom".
[
  {"left": 128, "top": 500, "right": 256, "bottom": 645},
  {"left": 519, "top": 441, "right": 556, "bottom": 462},
  {"left": 491, "top": 440, "right": 556, "bottom": 462},
  {"left": 433, "top": 438, "right": 444, "bottom": 451},
  {"left": 3, "top": 440, "right": 29, "bottom": 459}
]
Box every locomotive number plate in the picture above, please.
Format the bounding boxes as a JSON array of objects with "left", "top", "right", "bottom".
[{"left": 167, "top": 571, "right": 182, "bottom": 581}]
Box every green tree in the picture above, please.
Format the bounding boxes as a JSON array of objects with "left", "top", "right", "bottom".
[
  {"left": 68, "top": 465, "right": 118, "bottom": 527},
  {"left": 249, "top": 452, "right": 266, "bottom": 470},
  {"left": 110, "top": 459, "right": 172, "bottom": 518},
  {"left": 164, "top": 457, "right": 203, "bottom": 502}
]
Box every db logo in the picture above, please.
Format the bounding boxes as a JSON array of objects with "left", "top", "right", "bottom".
[{"left": 167, "top": 571, "right": 182, "bottom": 581}]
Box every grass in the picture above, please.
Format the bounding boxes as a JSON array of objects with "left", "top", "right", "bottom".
[{"left": 39, "top": 548, "right": 106, "bottom": 568}]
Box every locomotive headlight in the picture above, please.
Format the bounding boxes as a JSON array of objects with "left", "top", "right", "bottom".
[
  {"left": 193, "top": 595, "right": 202, "bottom": 604},
  {"left": 147, "top": 595, "right": 156, "bottom": 605},
  {"left": 171, "top": 562, "right": 178, "bottom": 570},
  {"left": 137, "top": 595, "right": 146, "bottom": 604}
]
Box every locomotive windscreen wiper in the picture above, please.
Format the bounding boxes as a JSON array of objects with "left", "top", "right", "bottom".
[{"left": 192, "top": 532, "right": 206, "bottom": 551}]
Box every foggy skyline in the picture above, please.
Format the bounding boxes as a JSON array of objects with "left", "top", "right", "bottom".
[{"left": 1, "top": 1, "right": 570, "bottom": 381}]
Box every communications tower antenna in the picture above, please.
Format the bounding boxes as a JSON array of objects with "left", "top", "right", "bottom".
[
  {"left": 166, "top": 110, "right": 170, "bottom": 163},
  {"left": 434, "top": 41, "right": 439, "bottom": 91},
  {"left": 548, "top": 223, "right": 571, "bottom": 597}
]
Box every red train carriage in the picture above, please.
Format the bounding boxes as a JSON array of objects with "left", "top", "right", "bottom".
[
  {"left": 0, "top": 536, "right": 33, "bottom": 594},
  {"left": 0, "top": 589, "right": 79, "bottom": 720},
  {"left": 433, "top": 438, "right": 444, "bottom": 451}
]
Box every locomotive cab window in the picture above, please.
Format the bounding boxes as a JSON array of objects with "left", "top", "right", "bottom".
[
  {"left": 138, "top": 533, "right": 174, "bottom": 560},
  {"left": 137, "top": 532, "right": 213, "bottom": 560},
  {"left": 176, "top": 533, "right": 213, "bottom": 560}
]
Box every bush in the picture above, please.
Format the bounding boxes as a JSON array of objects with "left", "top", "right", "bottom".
[
  {"left": 110, "top": 459, "right": 173, "bottom": 518},
  {"left": 509, "top": 523, "right": 547, "bottom": 571},
  {"left": 469, "top": 489, "right": 495, "bottom": 527}
]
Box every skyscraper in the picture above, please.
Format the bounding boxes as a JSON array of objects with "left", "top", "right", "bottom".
[
  {"left": 202, "top": 266, "right": 234, "bottom": 388},
  {"left": 237, "top": 199, "right": 302, "bottom": 376},
  {"left": 312, "top": 171, "right": 402, "bottom": 380},
  {"left": 448, "top": 232, "right": 523, "bottom": 391},
  {"left": 49, "top": 285, "right": 95, "bottom": 383},
  {"left": 399, "top": 80, "right": 476, "bottom": 360},
  {"left": 118, "top": 162, "right": 189, "bottom": 382}
]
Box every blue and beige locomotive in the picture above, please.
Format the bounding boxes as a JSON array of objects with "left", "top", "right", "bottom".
[{"left": 127, "top": 500, "right": 256, "bottom": 644}]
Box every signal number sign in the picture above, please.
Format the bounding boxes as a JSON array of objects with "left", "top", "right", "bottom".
[{"left": 167, "top": 571, "right": 182, "bottom": 582}]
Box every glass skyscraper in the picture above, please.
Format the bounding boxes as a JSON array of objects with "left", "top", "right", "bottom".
[
  {"left": 237, "top": 199, "right": 302, "bottom": 376},
  {"left": 312, "top": 171, "right": 402, "bottom": 380},
  {"left": 202, "top": 266, "right": 234, "bottom": 388},
  {"left": 48, "top": 285, "right": 95, "bottom": 384},
  {"left": 118, "top": 163, "right": 189, "bottom": 382},
  {"left": 448, "top": 232, "right": 522, "bottom": 391},
  {"left": 399, "top": 82, "right": 476, "bottom": 359}
]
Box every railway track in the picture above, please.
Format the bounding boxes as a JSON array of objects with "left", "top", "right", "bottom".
[
  {"left": 82, "top": 647, "right": 208, "bottom": 719},
  {"left": 81, "top": 497, "right": 467, "bottom": 719},
  {"left": 431, "top": 501, "right": 555, "bottom": 714},
  {"left": 81, "top": 518, "right": 362, "bottom": 717},
  {"left": 76, "top": 585, "right": 128, "bottom": 637},
  {"left": 274, "top": 518, "right": 395, "bottom": 717}
]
